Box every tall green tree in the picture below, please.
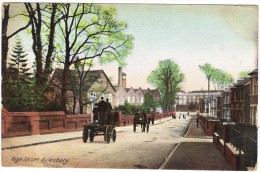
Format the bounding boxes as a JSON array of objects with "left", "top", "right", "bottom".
[
  {"left": 2, "top": 3, "right": 31, "bottom": 108},
  {"left": 8, "top": 37, "right": 32, "bottom": 82},
  {"left": 199, "top": 63, "right": 215, "bottom": 96},
  {"left": 200, "top": 64, "right": 234, "bottom": 91},
  {"left": 24, "top": 3, "right": 59, "bottom": 87},
  {"left": 5, "top": 37, "right": 45, "bottom": 111},
  {"left": 142, "top": 93, "right": 158, "bottom": 113},
  {"left": 55, "top": 4, "right": 134, "bottom": 113},
  {"left": 148, "top": 59, "right": 184, "bottom": 112}
]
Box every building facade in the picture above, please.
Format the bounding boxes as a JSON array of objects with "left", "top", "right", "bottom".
[
  {"left": 49, "top": 68, "right": 116, "bottom": 114},
  {"left": 249, "top": 69, "right": 258, "bottom": 126},
  {"left": 198, "top": 68, "right": 258, "bottom": 126},
  {"left": 115, "top": 67, "right": 161, "bottom": 106}
]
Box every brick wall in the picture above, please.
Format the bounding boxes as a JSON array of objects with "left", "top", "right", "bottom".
[
  {"left": 2, "top": 108, "right": 91, "bottom": 138},
  {"left": 120, "top": 112, "right": 172, "bottom": 126},
  {"left": 2, "top": 108, "right": 173, "bottom": 138}
]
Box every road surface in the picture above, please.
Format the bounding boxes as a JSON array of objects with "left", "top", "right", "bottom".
[{"left": 2, "top": 112, "right": 194, "bottom": 169}]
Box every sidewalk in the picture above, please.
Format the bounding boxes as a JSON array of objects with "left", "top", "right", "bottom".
[
  {"left": 163, "top": 117, "right": 232, "bottom": 170},
  {"left": 1, "top": 117, "right": 172, "bottom": 150}
]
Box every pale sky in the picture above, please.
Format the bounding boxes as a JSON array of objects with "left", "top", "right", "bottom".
[
  {"left": 6, "top": 3, "right": 258, "bottom": 92},
  {"left": 92, "top": 4, "right": 258, "bottom": 92}
]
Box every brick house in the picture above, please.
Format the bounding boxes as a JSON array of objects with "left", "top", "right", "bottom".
[
  {"left": 49, "top": 68, "right": 116, "bottom": 114},
  {"left": 248, "top": 69, "right": 258, "bottom": 126},
  {"left": 217, "top": 95, "right": 223, "bottom": 119},
  {"left": 222, "top": 89, "right": 231, "bottom": 120},
  {"left": 230, "top": 78, "right": 251, "bottom": 123}
]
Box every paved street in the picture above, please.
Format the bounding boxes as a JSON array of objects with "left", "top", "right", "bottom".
[{"left": 1, "top": 112, "right": 231, "bottom": 170}]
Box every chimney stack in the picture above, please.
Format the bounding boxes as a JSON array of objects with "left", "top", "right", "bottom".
[{"left": 118, "top": 67, "right": 122, "bottom": 87}]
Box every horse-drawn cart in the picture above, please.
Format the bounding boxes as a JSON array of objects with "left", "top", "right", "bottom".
[
  {"left": 133, "top": 114, "right": 149, "bottom": 133},
  {"left": 82, "top": 111, "right": 118, "bottom": 144}
]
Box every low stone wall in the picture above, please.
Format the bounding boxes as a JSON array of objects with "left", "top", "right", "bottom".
[
  {"left": 2, "top": 108, "right": 91, "bottom": 138},
  {"left": 2, "top": 108, "right": 173, "bottom": 138},
  {"left": 225, "top": 143, "right": 244, "bottom": 170},
  {"left": 120, "top": 112, "right": 172, "bottom": 126}
]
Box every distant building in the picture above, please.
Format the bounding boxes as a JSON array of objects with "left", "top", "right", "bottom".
[
  {"left": 115, "top": 67, "right": 161, "bottom": 107},
  {"left": 176, "top": 90, "right": 220, "bottom": 112}
]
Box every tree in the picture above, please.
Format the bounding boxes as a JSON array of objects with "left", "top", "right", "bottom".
[
  {"left": 5, "top": 37, "right": 45, "bottom": 111},
  {"left": 200, "top": 64, "right": 234, "bottom": 91},
  {"left": 142, "top": 93, "right": 158, "bottom": 113},
  {"left": 55, "top": 3, "right": 134, "bottom": 113},
  {"left": 199, "top": 63, "right": 215, "bottom": 96},
  {"left": 69, "top": 59, "right": 113, "bottom": 114},
  {"left": 239, "top": 71, "right": 251, "bottom": 79},
  {"left": 148, "top": 59, "right": 184, "bottom": 112},
  {"left": 8, "top": 36, "right": 32, "bottom": 83},
  {"left": 24, "top": 3, "right": 59, "bottom": 87},
  {"left": 2, "top": 3, "right": 31, "bottom": 107},
  {"left": 211, "top": 68, "right": 234, "bottom": 90}
]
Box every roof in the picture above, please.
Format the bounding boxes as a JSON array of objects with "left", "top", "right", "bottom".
[
  {"left": 189, "top": 90, "right": 220, "bottom": 93},
  {"left": 248, "top": 68, "right": 258, "bottom": 75},
  {"left": 177, "top": 89, "right": 186, "bottom": 93},
  {"left": 51, "top": 68, "right": 116, "bottom": 92},
  {"left": 232, "top": 78, "right": 251, "bottom": 88}
]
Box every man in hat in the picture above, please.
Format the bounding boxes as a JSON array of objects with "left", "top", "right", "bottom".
[{"left": 98, "top": 97, "right": 108, "bottom": 125}]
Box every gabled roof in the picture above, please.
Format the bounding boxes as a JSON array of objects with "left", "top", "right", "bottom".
[
  {"left": 233, "top": 77, "right": 251, "bottom": 88},
  {"left": 248, "top": 68, "right": 258, "bottom": 75},
  {"left": 51, "top": 68, "right": 116, "bottom": 92}
]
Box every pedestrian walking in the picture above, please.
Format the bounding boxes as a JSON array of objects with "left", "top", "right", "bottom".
[
  {"left": 142, "top": 110, "right": 147, "bottom": 132},
  {"left": 92, "top": 103, "right": 99, "bottom": 121},
  {"left": 196, "top": 118, "right": 199, "bottom": 128},
  {"left": 151, "top": 112, "right": 155, "bottom": 125}
]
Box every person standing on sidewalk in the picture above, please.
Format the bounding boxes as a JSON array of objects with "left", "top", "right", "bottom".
[{"left": 196, "top": 118, "right": 199, "bottom": 128}]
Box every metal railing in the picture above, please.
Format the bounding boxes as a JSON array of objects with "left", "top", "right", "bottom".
[{"left": 229, "top": 124, "right": 257, "bottom": 168}]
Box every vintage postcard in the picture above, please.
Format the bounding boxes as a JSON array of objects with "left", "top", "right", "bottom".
[{"left": 1, "top": 0, "right": 258, "bottom": 171}]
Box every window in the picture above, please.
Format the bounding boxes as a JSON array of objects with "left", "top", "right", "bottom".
[
  {"left": 90, "top": 92, "right": 96, "bottom": 101},
  {"left": 108, "top": 93, "right": 112, "bottom": 102}
]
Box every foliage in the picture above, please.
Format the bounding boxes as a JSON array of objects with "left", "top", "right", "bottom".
[
  {"left": 115, "top": 102, "right": 142, "bottom": 115},
  {"left": 148, "top": 59, "right": 184, "bottom": 112},
  {"left": 5, "top": 80, "right": 46, "bottom": 111},
  {"left": 239, "top": 71, "right": 251, "bottom": 79},
  {"left": 68, "top": 59, "right": 113, "bottom": 114},
  {"left": 24, "top": 3, "right": 58, "bottom": 86},
  {"left": 53, "top": 3, "right": 134, "bottom": 113},
  {"left": 199, "top": 63, "right": 234, "bottom": 91},
  {"left": 142, "top": 93, "right": 159, "bottom": 113},
  {"left": 8, "top": 36, "right": 32, "bottom": 83}
]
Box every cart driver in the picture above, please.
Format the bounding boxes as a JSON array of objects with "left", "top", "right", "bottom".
[{"left": 98, "top": 97, "right": 108, "bottom": 125}]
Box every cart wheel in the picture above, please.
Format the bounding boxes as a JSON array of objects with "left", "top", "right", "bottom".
[
  {"left": 133, "top": 123, "right": 136, "bottom": 132},
  {"left": 89, "top": 130, "right": 94, "bottom": 142},
  {"left": 112, "top": 128, "right": 116, "bottom": 142},
  {"left": 105, "top": 126, "right": 111, "bottom": 144},
  {"left": 82, "top": 127, "right": 88, "bottom": 143},
  {"left": 146, "top": 124, "right": 149, "bottom": 133}
]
